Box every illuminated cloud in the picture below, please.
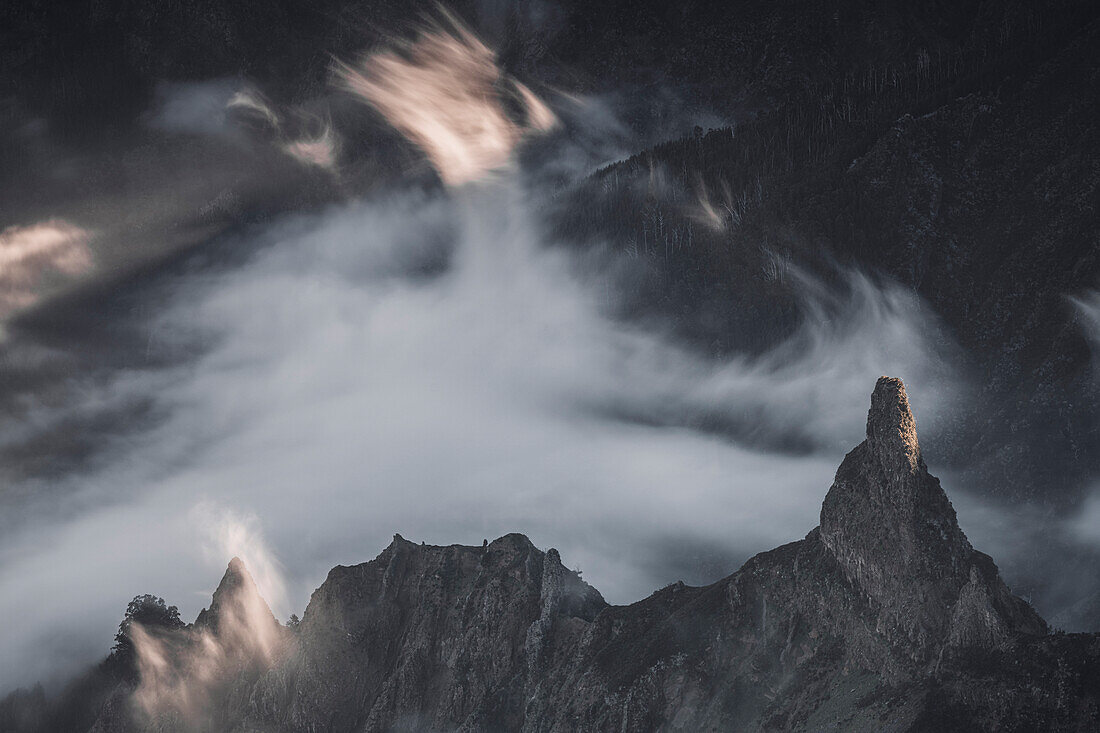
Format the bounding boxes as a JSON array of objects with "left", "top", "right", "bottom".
[
  {"left": 226, "top": 89, "right": 282, "bottom": 131},
  {"left": 196, "top": 503, "right": 289, "bottom": 620},
  {"left": 227, "top": 88, "right": 340, "bottom": 172},
  {"left": 0, "top": 220, "right": 93, "bottom": 319},
  {"left": 130, "top": 556, "right": 290, "bottom": 725},
  {"left": 335, "top": 13, "right": 556, "bottom": 185},
  {"left": 514, "top": 81, "right": 558, "bottom": 133},
  {"left": 687, "top": 177, "right": 741, "bottom": 232},
  {"left": 280, "top": 120, "right": 339, "bottom": 171}
]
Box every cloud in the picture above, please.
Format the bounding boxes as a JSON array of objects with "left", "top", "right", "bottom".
[
  {"left": 0, "top": 169, "right": 967, "bottom": 693},
  {"left": 0, "top": 17, "right": 974, "bottom": 696},
  {"left": 0, "top": 220, "right": 92, "bottom": 322},
  {"left": 279, "top": 118, "right": 339, "bottom": 171},
  {"left": 148, "top": 79, "right": 240, "bottom": 136},
  {"left": 149, "top": 81, "right": 340, "bottom": 173},
  {"left": 225, "top": 88, "right": 282, "bottom": 132},
  {"left": 1066, "top": 291, "right": 1100, "bottom": 553},
  {"left": 334, "top": 12, "right": 555, "bottom": 185},
  {"left": 129, "top": 555, "right": 288, "bottom": 726},
  {"left": 1070, "top": 485, "right": 1100, "bottom": 546},
  {"left": 1072, "top": 289, "right": 1100, "bottom": 354},
  {"left": 195, "top": 504, "right": 289, "bottom": 620}
]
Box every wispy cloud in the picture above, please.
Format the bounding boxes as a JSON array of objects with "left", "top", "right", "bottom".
[
  {"left": 1071, "top": 289, "right": 1100, "bottom": 355},
  {"left": 334, "top": 12, "right": 555, "bottom": 185},
  {"left": 130, "top": 555, "right": 288, "bottom": 726},
  {"left": 0, "top": 17, "right": 974, "bottom": 696},
  {"left": 0, "top": 172, "right": 964, "bottom": 692},
  {"left": 279, "top": 121, "right": 339, "bottom": 171},
  {"left": 0, "top": 220, "right": 92, "bottom": 323}
]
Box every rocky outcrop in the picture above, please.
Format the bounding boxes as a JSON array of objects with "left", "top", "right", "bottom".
[
  {"left": 6, "top": 378, "right": 1098, "bottom": 732},
  {"left": 86, "top": 559, "right": 293, "bottom": 733},
  {"left": 247, "top": 532, "right": 605, "bottom": 732},
  {"left": 819, "top": 378, "right": 1046, "bottom": 664}
]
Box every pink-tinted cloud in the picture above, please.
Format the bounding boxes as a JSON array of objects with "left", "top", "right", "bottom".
[
  {"left": 131, "top": 555, "right": 289, "bottom": 726},
  {"left": 335, "top": 13, "right": 556, "bottom": 185},
  {"left": 280, "top": 121, "right": 339, "bottom": 171},
  {"left": 0, "top": 220, "right": 93, "bottom": 319}
]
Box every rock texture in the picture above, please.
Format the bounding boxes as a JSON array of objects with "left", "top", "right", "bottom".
[
  {"left": 4, "top": 378, "right": 1098, "bottom": 732},
  {"left": 552, "top": 0, "right": 1100, "bottom": 529},
  {"left": 84, "top": 558, "right": 294, "bottom": 733},
  {"left": 819, "top": 378, "right": 1046, "bottom": 665}
]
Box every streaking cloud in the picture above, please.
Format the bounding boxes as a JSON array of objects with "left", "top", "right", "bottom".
[
  {"left": 1072, "top": 289, "right": 1100, "bottom": 347},
  {"left": 226, "top": 88, "right": 339, "bottom": 172},
  {"left": 0, "top": 220, "right": 93, "bottom": 320},
  {"left": 280, "top": 120, "right": 339, "bottom": 171},
  {"left": 334, "top": 13, "right": 556, "bottom": 185},
  {"left": 196, "top": 503, "right": 289, "bottom": 620},
  {"left": 130, "top": 557, "right": 289, "bottom": 727},
  {"left": 688, "top": 176, "right": 741, "bottom": 232},
  {"left": 226, "top": 89, "right": 281, "bottom": 131}
]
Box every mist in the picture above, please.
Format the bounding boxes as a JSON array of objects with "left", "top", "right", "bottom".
[
  {"left": 0, "top": 158, "right": 972, "bottom": 696},
  {"left": 0, "top": 13, "right": 1080, "bottom": 699}
]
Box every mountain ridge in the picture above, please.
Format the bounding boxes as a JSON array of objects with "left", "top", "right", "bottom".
[{"left": 3, "top": 377, "right": 1097, "bottom": 732}]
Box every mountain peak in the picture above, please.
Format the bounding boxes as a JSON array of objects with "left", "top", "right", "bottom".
[
  {"left": 821, "top": 377, "right": 960, "bottom": 547},
  {"left": 194, "top": 557, "right": 278, "bottom": 639},
  {"left": 215, "top": 557, "right": 254, "bottom": 598},
  {"left": 866, "top": 376, "right": 922, "bottom": 475},
  {"left": 819, "top": 377, "right": 1045, "bottom": 660}
]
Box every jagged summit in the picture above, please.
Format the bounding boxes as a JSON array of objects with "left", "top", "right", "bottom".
[
  {"left": 194, "top": 556, "right": 277, "bottom": 634},
  {"left": 866, "top": 376, "right": 923, "bottom": 475},
  {"left": 819, "top": 376, "right": 1044, "bottom": 660},
  {"left": 6, "top": 378, "right": 1092, "bottom": 733},
  {"left": 820, "top": 377, "right": 971, "bottom": 577}
]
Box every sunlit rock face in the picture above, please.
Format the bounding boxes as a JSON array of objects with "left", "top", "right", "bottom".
[
  {"left": 9, "top": 379, "right": 1098, "bottom": 732},
  {"left": 819, "top": 377, "right": 1046, "bottom": 663},
  {"left": 92, "top": 559, "right": 292, "bottom": 732}
]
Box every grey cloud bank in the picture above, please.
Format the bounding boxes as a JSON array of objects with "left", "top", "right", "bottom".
[{"left": 0, "top": 165, "right": 964, "bottom": 693}]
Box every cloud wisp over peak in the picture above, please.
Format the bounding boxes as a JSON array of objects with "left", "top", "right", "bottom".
[{"left": 0, "top": 15, "right": 991, "bottom": 696}]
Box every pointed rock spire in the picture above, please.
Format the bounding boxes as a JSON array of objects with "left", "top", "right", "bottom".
[
  {"left": 818, "top": 377, "right": 1043, "bottom": 660},
  {"left": 195, "top": 557, "right": 280, "bottom": 643},
  {"left": 820, "top": 377, "right": 970, "bottom": 585},
  {"left": 866, "top": 376, "right": 923, "bottom": 476}
]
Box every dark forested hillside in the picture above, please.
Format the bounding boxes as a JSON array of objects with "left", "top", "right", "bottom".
[{"left": 550, "top": 1, "right": 1100, "bottom": 508}]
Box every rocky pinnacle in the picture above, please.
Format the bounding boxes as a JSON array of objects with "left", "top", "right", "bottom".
[
  {"left": 866, "top": 376, "right": 923, "bottom": 476},
  {"left": 16, "top": 378, "right": 1077, "bottom": 733},
  {"left": 820, "top": 376, "right": 1043, "bottom": 661}
]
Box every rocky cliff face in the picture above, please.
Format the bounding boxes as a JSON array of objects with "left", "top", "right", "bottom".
[
  {"left": 552, "top": 2, "right": 1100, "bottom": 525},
  {"left": 84, "top": 558, "right": 294, "bottom": 733},
  {"left": 819, "top": 378, "right": 1046, "bottom": 664},
  {"left": 4, "top": 378, "right": 1097, "bottom": 732},
  {"left": 249, "top": 533, "right": 605, "bottom": 732}
]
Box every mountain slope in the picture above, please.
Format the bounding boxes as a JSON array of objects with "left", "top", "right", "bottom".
[
  {"left": 6, "top": 377, "right": 1096, "bottom": 732},
  {"left": 552, "top": 6, "right": 1100, "bottom": 512}
]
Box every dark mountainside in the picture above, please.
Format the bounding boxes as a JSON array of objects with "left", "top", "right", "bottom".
[
  {"left": 540, "top": 0, "right": 1100, "bottom": 628},
  {"left": 550, "top": 0, "right": 1100, "bottom": 505},
  {"left": 4, "top": 378, "right": 1098, "bottom": 732},
  {"left": 1, "top": 2, "right": 1098, "bottom": 728},
  {"left": 1, "top": 1, "right": 1097, "bottom": 625}
]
